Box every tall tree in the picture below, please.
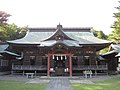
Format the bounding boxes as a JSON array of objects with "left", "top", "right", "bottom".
[
  {"left": 0, "top": 11, "right": 27, "bottom": 42},
  {"left": 0, "top": 24, "right": 27, "bottom": 42},
  {"left": 92, "top": 29, "right": 109, "bottom": 54},
  {"left": 92, "top": 29, "right": 108, "bottom": 40},
  {"left": 108, "top": 1, "right": 120, "bottom": 43},
  {"left": 0, "top": 11, "right": 11, "bottom": 25}
]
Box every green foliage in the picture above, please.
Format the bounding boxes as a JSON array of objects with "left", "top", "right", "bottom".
[
  {"left": 92, "top": 30, "right": 109, "bottom": 54},
  {"left": 108, "top": 1, "right": 120, "bottom": 43},
  {"left": 0, "top": 11, "right": 27, "bottom": 42},
  {"left": 108, "top": 29, "right": 120, "bottom": 43},
  {"left": 92, "top": 29, "right": 108, "bottom": 40},
  {"left": 0, "top": 24, "right": 27, "bottom": 42},
  {"left": 99, "top": 47, "right": 109, "bottom": 55}
]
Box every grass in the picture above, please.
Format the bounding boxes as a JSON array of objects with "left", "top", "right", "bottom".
[
  {"left": 0, "top": 80, "right": 47, "bottom": 90},
  {"left": 72, "top": 77, "right": 120, "bottom": 90}
]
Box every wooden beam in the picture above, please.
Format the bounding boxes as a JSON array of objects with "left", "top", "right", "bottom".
[
  {"left": 69, "top": 53, "right": 72, "bottom": 77},
  {"left": 47, "top": 52, "right": 50, "bottom": 77}
]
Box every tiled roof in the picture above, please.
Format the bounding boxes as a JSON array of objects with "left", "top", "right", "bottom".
[
  {"left": 111, "top": 44, "right": 120, "bottom": 52},
  {"left": 0, "top": 43, "right": 20, "bottom": 56},
  {"left": 7, "top": 25, "right": 111, "bottom": 47},
  {"left": 102, "top": 44, "right": 120, "bottom": 57},
  {"left": 0, "top": 43, "right": 9, "bottom": 52}
]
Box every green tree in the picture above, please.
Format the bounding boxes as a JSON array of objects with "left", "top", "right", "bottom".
[
  {"left": 92, "top": 29, "right": 109, "bottom": 54},
  {"left": 0, "top": 24, "right": 27, "bottom": 42},
  {"left": 92, "top": 29, "right": 108, "bottom": 40},
  {"left": 108, "top": 1, "right": 120, "bottom": 43},
  {"left": 0, "top": 11, "right": 27, "bottom": 42}
]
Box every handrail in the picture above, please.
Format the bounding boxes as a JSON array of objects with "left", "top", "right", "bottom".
[
  {"left": 12, "top": 65, "right": 108, "bottom": 70},
  {"left": 12, "top": 65, "right": 47, "bottom": 70},
  {"left": 73, "top": 65, "right": 108, "bottom": 70}
]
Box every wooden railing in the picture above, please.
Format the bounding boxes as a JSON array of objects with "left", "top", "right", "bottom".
[
  {"left": 12, "top": 65, "right": 47, "bottom": 70},
  {"left": 12, "top": 65, "right": 108, "bottom": 71},
  {"left": 73, "top": 65, "right": 108, "bottom": 70}
]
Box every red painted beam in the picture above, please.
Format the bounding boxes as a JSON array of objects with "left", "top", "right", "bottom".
[
  {"left": 47, "top": 52, "right": 50, "bottom": 77},
  {"left": 69, "top": 53, "right": 72, "bottom": 77}
]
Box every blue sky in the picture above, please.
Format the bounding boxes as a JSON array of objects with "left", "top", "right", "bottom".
[{"left": 0, "top": 0, "right": 119, "bottom": 34}]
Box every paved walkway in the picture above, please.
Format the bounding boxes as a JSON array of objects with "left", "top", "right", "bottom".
[{"left": 45, "top": 77, "right": 73, "bottom": 90}]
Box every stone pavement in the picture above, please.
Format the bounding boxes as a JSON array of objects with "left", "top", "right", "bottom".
[{"left": 45, "top": 77, "right": 73, "bottom": 90}]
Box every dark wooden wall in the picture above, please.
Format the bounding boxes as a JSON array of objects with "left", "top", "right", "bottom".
[{"left": 15, "top": 46, "right": 97, "bottom": 66}]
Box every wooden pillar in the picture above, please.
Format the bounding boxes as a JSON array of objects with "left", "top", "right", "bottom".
[
  {"left": 69, "top": 53, "right": 72, "bottom": 77},
  {"left": 47, "top": 52, "right": 50, "bottom": 77}
]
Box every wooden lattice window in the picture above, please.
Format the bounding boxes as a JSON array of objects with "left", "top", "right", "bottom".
[{"left": 0, "top": 59, "right": 8, "bottom": 66}]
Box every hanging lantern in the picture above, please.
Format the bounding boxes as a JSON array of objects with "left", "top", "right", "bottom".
[
  {"left": 57, "top": 56, "right": 59, "bottom": 60},
  {"left": 61, "top": 56, "right": 63, "bottom": 60},
  {"left": 52, "top": 55, "right": 55, "bottom": 59},
  {"left": 65, "top": 56, "right": 67, "bottom": 59}
]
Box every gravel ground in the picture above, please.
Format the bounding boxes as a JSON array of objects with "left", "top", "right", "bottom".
[
  {"left": 1, "top": 74, "right": 120, "bottom": 90},
  {"left": 26, "top": 78, "right": 50, "bottom": 84},
  {"left": 0, "top": 74, "right": 120, "bottom": 84},
  {"left": 0, "top": 75, "right": 29, "bottom": 81}
]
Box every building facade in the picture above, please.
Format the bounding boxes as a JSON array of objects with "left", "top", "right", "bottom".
[
  {"left": 8, "top": 24, "right": 111, "bottom": 76},
  {"left": 0, "top": 43, "right": 19, "bottom": 74},
  {"left": 102, "top": 44, "right": 120, "bottom": 74}
]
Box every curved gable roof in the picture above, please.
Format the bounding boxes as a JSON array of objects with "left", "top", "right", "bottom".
[
  {"left": 43, "top": 24, "right": 75, "bottom": 41},
  {"left": 7, "top": 24, "right": 111, "bottom": 47}
]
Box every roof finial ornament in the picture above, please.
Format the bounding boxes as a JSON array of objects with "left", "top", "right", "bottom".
[
  {"left": 59, "top": 22, "right": 61, "bottom": 25},
  {"left": 57, "top": 22, "right": 62, "bottom": 29}
]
